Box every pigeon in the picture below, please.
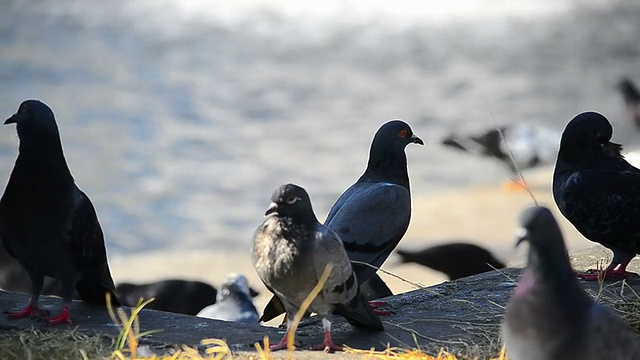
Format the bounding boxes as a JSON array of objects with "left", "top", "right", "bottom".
[
  {"left": 0, "top": 100, "right": 120, "bottom": 324},
  {"left": 259, "top": 120, "right": 422, "bottom": 323},
  {"left": 116, "top": 279, "right": 219, "bottom": 315},
  {"left": 197, "top": 273, "right": 259, "bottom": 323},
  {"left": 616, "top": 77, "right": 640, "bottom": 128},
  {"left": 252, "top": 184, "right": 383, "bottom": 352},
  {"left": 502, "top": 206, "right": 640, "bottom": 360},
  {"left": 0, "top": 240, "right": 64, "bottom": 297},
  {"left": 553, "top": 111, "right": 640, "bottom": 281},
  {"left": 442, "top": 124, "right": 560, "bottom": 189},
  {"left": 396, "top": 243, "right": 505, "bottom": 280}
]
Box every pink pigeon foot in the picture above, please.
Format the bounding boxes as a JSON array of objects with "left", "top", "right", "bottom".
[
  {"left": 45, "top": 306, "right": 72, "bottom": 325},
  {"left": 577, "top": 269, "right": 640, "bottom": 281},
  {"left": 5, "top": 304, "right": 48, "bottom": 319},
  {"left": 310, "top": 330, "right": 343, "bottom": 353}
]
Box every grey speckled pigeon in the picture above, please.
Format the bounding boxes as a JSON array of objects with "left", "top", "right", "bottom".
[
  {"left": 252, "top": 184, "right": 383, "bottom": 352},
  {"left": 260, "top": 120, "right": 422, "bottom": 322},
  {"left": 0, "top": 100, "right": 119, "bottom": 325},
  {"left": 553, "top": 111, "right": 640, "bottom": 281},
  {"left": 502, "top": 206, "right": 640, "bottom": 360},
  {"left": 197, "top": 273, "right": 258, "bottom": 324}
]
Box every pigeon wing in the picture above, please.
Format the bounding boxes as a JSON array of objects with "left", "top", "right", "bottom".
[
  {"left": 325, "top": 182, "right": 411, "bottom": 282},
  {"left": 64, "top": 188, "right": 118, "bottom": 303},
  {"left": 558, "top": 169, "right": 640, "bottom": 252}
]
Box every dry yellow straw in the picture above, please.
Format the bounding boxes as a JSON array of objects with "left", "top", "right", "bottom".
[{"left": 287, "top": 262, "right": 334, "bottom": 359}]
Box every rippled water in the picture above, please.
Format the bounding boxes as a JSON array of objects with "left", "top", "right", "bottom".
[{"left": 0, "top": 0, "right": 639, "bottom": 254}]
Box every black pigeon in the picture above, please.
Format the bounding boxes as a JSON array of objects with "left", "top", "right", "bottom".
[
  {"left": 197, "top": 273, "right": 259, "bottom": 323},
  {"left": 116, "top": 279, "right": 218, "bottom": 315},
  {"left": 0, "top": 241, "right": 64, "bottom": 297},
  {"left": 616, "top": 77, "right": 640, "bottom": 128},
  {"left": 396, "top": 243, "right": 505, "bottom": 280},
  {"left": 259, "top": 120, "right": 422, "bottom": 323},
  {"left": 0, "top": 100, "right": 120, "bottom": 324},
  {"left": 252, "top": 184, "right": 383, "bottom": 352},
  {"left": 553, "top": 111, "right": 640, "bottom": 281},
  {"left": 502, "top": 206, "right": 640, "bottom": 360}
]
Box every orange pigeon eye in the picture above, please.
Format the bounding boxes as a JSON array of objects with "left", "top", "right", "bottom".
[{"left": 399, "top": 129, "right": 408, "bottom": 137}]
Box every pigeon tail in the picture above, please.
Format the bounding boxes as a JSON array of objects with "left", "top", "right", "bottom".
[
  {"left": 76, "top": 279, "right": 120, "bottom": 306},
  {"left": 334, "top": 292, "right": 383, "bottom": 331}
]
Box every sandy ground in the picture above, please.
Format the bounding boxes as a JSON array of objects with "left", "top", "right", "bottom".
[{"left": 109, "top": 166, "right": 627, "bottom": 325}]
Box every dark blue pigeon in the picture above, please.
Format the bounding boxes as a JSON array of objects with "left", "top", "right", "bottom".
[
  {"left": 553, "top": 111, "right": 640, "bottom": 281},
  {"left": 259, "top": 120, "right": 422, "bottom": 322},
  {"left": 0, "top": 100, "right": 120, "bottom": 324}
]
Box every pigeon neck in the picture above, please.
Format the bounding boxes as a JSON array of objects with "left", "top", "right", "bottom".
[
  {"left": 17, "top": 136, "right": 74, "bottom": 181},
  {"left": 361, "top": 147, "right": 410, "bottom": 188},
  {"left": 556, "top": 141, "right": 606, "bottom": 168},
  {"left": 526, "top": 245, "right": 590, "bottom": 310}
]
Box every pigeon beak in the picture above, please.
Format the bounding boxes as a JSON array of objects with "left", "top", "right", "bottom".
[
  {"left": 265, "top": 202, "right": 279, "bottom": 216},
  {"left": 411, "top": 134, "right": 424, "bottom": 145},
  {"left": 515, "top": 227, "right": 529, "bottom": 247},
  {"left": 4, "top": 113, "right": 19, "bottom": 125}
]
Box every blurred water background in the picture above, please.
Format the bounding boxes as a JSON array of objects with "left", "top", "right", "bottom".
[{"left": 0, "top": 0, "right": 639, "bottom": 255}]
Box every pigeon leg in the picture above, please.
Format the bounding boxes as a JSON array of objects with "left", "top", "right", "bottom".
[
  {"left": 610, "top": 257, "right": 640, "bottom": 278},
  {"left": 6, "top": 273, "right": 47, "bottom": 319},
  {"left": 578, "top": 256, "right": 639, "bottom": 281},
  {"left": 5, "top": 300, "right": 48, "bottom": 319},
  {"left": 269, "top": 319, "right": 298, "bottom": 351},
  {"left": 45, "top": 305, "right": 72, "bottom": 325},
  {"left": 310, "top": 318, "right": 343, "bottom": 352},
  {"left": 45, "top": 282, "right": 74, "bottom": 325}
]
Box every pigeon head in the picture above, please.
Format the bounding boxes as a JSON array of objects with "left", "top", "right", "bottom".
[
  {"left": 516, "top": 206, "right": 573, "bottom": 279},
  {"left": 370, "top": 120, "right": 423, "bottom": 151},
  {"left": 218, "top": 273, "right": 252, "bottom": 302},
  {"left": 266, "top": 184, "right": 317, "bottom": 224},
  {"left": 558, "top": 112, "right": 617, "bottom": 164},
  {"left": 363, "top": 120, "right": 422, "bottom": 185},
  {"left": 5, "top": 100, "right": 60, "bottom": 139}
]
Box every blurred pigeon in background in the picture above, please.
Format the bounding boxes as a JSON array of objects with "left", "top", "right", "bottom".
[
  {"left": 442, "top": 124, "right": 559, "bottom": 189},
  {"left": 502, "top": 206, "right": 640, "bottom": 360},
  {"left": 553, "top": 111, "right": 640, "bottom": 281},
  {"left": 616, "top": 77, "right": 640, "bottom": 128},
  {"left": 0, "top": 100, "right": 119, "bottom": 324},
  {"left": 396, "top": 243, "right": 505, "bottom": 280},
  {"left": 117, "top": 279, "right": 218, "bottom": 315},
  {"left": 252, "top": 184, "right": 383, "bottom": 352},
  {"left": 197, "top": 273, "right": 258, "bottom": 323}
]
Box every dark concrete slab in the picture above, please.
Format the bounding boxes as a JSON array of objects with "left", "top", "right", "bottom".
[{"left": 0, "top": 257, "right": 638, "bottom": 358}]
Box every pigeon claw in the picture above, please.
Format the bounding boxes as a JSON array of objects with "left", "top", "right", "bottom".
[
  {"left": 45, "top": 306, "right": 72, "bottom": 325},
  {"left": 577, "top": 269, "right": 640, "bottom": 281},
  {"left": 310, "top": 331, "right": 343, "bottom": 353},
  {"left": 5, "top": 304, "right": 48, "bottom": 319},
  {"left": 268, "top": 332, "right": 298, "bottom": 351},
  {"left": 368, "top": 300, "right": 392, "bottom": 316}
]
